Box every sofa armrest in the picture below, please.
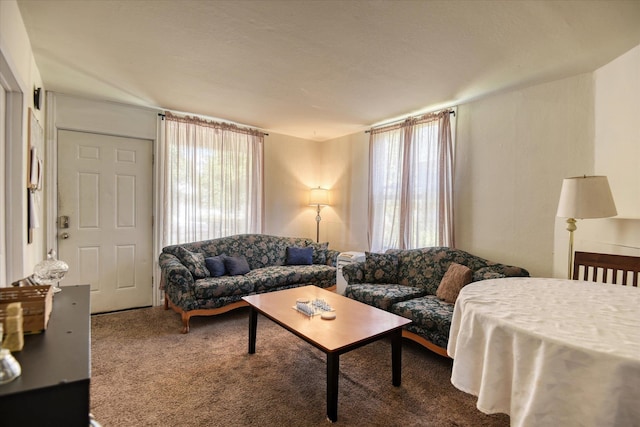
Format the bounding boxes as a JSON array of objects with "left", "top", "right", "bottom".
[
  {"left": 473, "top": 265, "right": 530, "bottom": 282},
  {"left": 159, "top": 252, "right": 198, "bottom": 311},
  {"left": 326, "top": 249, "right": 340, "bottom": 267},
  {"left": 342, "top": 261, "right": 366, "bottom": 284}
]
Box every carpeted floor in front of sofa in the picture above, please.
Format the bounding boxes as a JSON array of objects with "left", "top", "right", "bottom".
[{"left": 90, "top": 306, "right": 509, "bottom": 427}]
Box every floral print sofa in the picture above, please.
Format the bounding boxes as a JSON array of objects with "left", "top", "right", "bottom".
[
  {"left": 341, "top": 247, "right": 529, "bottom": 357},
  {"left": 160, "top": 234, "right": 339, "bottom": 333}
]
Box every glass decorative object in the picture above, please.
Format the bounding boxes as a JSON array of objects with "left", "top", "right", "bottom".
[
  {"left": 0, "top": 348, "right": 21, "bottom": 384},
  {"left": 33, "top": 249, "right": 69, "bottom": 292}
]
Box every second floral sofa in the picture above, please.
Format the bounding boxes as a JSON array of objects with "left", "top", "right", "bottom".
[{"left": 341, "top": 247, "right": 530, "bottom": 357}]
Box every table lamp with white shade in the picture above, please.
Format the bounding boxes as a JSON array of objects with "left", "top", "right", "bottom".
[{"left": 556, "top": 175, "right": 617, "bottom": 279}]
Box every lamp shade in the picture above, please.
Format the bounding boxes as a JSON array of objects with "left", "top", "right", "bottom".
[
  {"left": 556, "top": 176, "right": 617, "bottom": 219},
  {"left": 309, "top": 187, "right": 330, "bottom": 206}
]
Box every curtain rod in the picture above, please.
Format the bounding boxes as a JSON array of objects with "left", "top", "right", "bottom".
[
  {"left": 158, "top": 112, "right": 268, "bottom": 136},
  {"left": 365, "top": 109, "right": 455, "bottom": 133}
]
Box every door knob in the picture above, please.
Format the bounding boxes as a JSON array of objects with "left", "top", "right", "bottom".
[{"left": 60, "top": 232, "right": 70, "bottom": 239}]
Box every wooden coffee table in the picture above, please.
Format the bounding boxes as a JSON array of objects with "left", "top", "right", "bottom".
[{"left": 242, "top": 285, "right": 411, "bottom": 422}]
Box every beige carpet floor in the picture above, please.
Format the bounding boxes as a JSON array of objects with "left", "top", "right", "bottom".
[{"left": 90, "top": 306, "right": 509, "bottom": 426}]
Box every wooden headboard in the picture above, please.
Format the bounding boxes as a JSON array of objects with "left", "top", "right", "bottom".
[{"left": 572, "top": 251, "right": 640, "bottom": 287}]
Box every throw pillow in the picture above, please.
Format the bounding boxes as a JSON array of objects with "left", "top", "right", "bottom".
[
  {"left": 286, "top": 247, "right": 313, "bottom": 265},
  {"left": 205, "top": 255, "right": 227, "bottom": 277},
  {"left": 436, "top": 263, "right": 473, "bottom": 303},
  {"left": 364, "top": 252, "right": 399, "bottom": 283},
  {"left": 224, "top": 256, "right": 250, "bottom": 276},
  {"left": 175, "top": 246, "right": 209, "bottom": 279},
  {"left": 308, "top": 241, "right": 329, "bottom": 265}
]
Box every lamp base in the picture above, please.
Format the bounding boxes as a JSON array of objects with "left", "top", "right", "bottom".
[
  {"left": 566, "top": 218, "right": 576, "bottom": 279},
  {"left": 315, "top": 206, "right": 322, "bottom": 243}
]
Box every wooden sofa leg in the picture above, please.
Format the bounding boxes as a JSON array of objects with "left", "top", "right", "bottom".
[
  {"left": 164, "top": 293, "right": 191, "bottom": 333},
  {"left": 181, "top": 312, "right": 190, "bottom": 334}
]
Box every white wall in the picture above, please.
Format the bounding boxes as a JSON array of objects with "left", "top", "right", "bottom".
[
  {"left": 264, "top": 130, "right": 371, "bottom": 254},
  {"left": 0, "top": 0, "right": 45, "bottom": 282},
  {"left": 0, "top": 1, "right": 37, "bottom": 86},
  {"left": 324, "top": 74, "right": 596, "bottom": 277},
  {"left": 253, "top": 127, "right": 368, "bottom": 253},
  {"left": 52, "top": 94, "right": 158, "bottom": 139},
  {"left": 262, "top": 132, "right": 324, "bottom": 240},
  {"left": 458, "top": 74, "right": 594, "bottom": 277},
  {"left": 320, "top": 132, "right": 369, "bottom": 253},
  {"left": 595, "top": 45, "right": 640, "bottom": 218},
  {"left": 576, "top": 44, "right": 640, "bottom": 257},
  {"left": 324, "top": 45, "right": 639, "bottom": 277}
]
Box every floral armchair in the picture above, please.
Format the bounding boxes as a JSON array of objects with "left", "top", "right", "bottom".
[{"left": 342, "top": 247, "right": 529, "bottom": 356}]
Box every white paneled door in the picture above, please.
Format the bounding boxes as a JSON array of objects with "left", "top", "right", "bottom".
[{"left": 57, "top": 130, "right": 153, "bottom": 313}]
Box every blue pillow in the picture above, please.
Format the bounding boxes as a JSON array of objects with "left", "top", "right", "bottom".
[
  {"left": 286, "top": 246, "right": 313, "bottom": 265},
  {"left": 205, "top": 255, "right": 227, "bottom": 277},
  {"left": 224, "top": 256, "right": 250, "bottom": 276}
]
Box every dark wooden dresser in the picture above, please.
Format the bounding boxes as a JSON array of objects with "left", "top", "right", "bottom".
[{"left": 0, "top": 284, "right": 90, "bottom": 426}]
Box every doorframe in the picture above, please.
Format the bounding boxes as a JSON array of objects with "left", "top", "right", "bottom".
[
  {"left": 44, "top": 93, "right": 57, "bottom": 260},
  {"left": 45, "top": 93, "right": 162, "bottom": 306},
  {"left": 0, "top": 46, "right": 26, "bottom": 284}
]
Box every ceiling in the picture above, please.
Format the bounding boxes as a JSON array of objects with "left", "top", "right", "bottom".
[{"left": 17, "top": 0, "right": 640, "bottom": 141}]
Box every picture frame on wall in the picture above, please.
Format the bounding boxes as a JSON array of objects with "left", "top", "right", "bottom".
[{"left": 27, "top": 108, "right": 43, "bottom": 244}]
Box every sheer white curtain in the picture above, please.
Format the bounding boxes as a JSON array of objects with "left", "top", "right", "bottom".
[
  {"left": 160, "top": 113, "right": 264, "bottom": 246},
  {"left": 368, "top": 111, "right": 454, "bottom": 252}
]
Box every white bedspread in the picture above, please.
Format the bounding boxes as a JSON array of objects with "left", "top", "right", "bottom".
[{"left": 448, "top": 277, "right": 640, "bottom": 427}]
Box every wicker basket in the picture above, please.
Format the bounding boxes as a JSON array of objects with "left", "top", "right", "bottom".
[{"left": 0, "top": 285, "right": 53, "bottom": 334}]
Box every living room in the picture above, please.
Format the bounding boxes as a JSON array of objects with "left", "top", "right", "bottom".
[
  {"left": 2, "top": 1, "right": 639, "bottom": 290},
  {"left": 1, "top": 1, "right": 639, "bottom": 425}
]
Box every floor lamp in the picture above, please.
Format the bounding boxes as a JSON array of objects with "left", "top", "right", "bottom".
[
  {"left": 309, "top": 187, "right": 330, "bottom": 243},
  {"left": 556, "top": 175, "right": 617, "bottom": 279}
]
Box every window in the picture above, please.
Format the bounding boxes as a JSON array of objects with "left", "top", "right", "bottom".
[
  {"left": 161, "top": 113, "right": 263, "bottom": 245},
  {"left": 368, "top": 111, "right": 454, "bottom": 252}
]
